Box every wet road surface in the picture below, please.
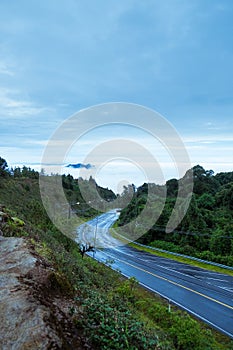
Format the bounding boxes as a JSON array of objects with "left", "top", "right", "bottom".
[{"left": 76, "top": 211, "right": 233, "bottom": 338}]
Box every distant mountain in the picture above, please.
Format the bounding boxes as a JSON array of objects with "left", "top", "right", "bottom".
[{"left": 66, "top": 163, "right": 94, "bottom": 169}]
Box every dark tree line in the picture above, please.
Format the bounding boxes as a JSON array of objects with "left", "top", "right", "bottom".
[
  {"left": 0, "top": 157, "right": 39, "bottom": 179},
  {"left": 1, "top": 155, "right": 233, "bottom": 265},
  {"left": 0, "top": 157, "right": 10, "bottom": 177},
  {"left": 117, "top": 165, "right": 233, "bottom": 266}
]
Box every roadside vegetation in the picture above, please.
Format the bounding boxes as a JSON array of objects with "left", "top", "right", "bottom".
[
  {"left": 1, "top": 156, "right": 233, "bottom": 349},
  {"left": 129, "top": 242, "right": 233, "bottom": 276},
  {"left": 117, "top": 165, "right": 233, "bottom": 267}
]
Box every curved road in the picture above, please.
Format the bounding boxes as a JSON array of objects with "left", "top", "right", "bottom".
[{"left": 76, "top": 210, "right": 233, "bottom": 338}]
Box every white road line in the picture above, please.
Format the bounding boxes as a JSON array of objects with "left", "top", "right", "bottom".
[
  {"left": 206, "top": 277, "right": 228, "bottom": 282},
  {"left": 156, "top": 264, "right": 198, "bottom": 279},
  {"left": 138, "top": 281, "right": 233, "bottom": 340},
  {"left": 93, "top": 250, "right": 233, "bottom": 339},
  {"left": 216, "top": 286, "right": 233, "bottom": 292}
]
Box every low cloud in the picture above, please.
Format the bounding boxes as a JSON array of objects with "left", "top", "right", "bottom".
[{"left": 66, "top": 163, "right": 95, "bottom": 169}]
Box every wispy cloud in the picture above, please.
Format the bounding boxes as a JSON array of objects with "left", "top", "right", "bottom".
[
  {"left": 0, "top": 88, "right": 54, "bottom": 118},
  {"left": 0, "top": 61, "right": 14, "bottom": 76},
  {"left": 0, "top": 1, "right": 232, "bottom": 189},
  {"left": 184, "top": 135, "right": 233, "bottom": 144}
]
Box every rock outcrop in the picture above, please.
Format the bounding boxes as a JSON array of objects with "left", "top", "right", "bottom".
[{"left": 0, "top": 236, "right": 82, "bottom": 349}]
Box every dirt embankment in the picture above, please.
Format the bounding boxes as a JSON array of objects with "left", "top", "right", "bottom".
[{"left": 0, "top": 236, "right": 83, "bottom": 350}]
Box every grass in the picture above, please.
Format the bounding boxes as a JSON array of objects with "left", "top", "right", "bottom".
[
  {"left": 38, "top": 232, "right": 233, "bottom": 350},
  {"left": 129, "top": 242, "right": 233, "bottom": 276},
  {"left": 1, "top": 177, "right": 233, "bottom": 349},
  {"left": 110, "top": 227, "right": 233, "bottom": 276}
]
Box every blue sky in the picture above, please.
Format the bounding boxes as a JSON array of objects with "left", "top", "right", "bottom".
[{"left": 0, "top": 0, "right": 232, "bottom": 192}]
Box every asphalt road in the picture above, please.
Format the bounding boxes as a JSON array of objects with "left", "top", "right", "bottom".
[{"left": 76, "top": 210, "right": 233, "bottom": 338}]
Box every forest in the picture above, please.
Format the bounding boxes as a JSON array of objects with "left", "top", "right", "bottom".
[
  {"left": 1, "top": 156, "right": 233, "bottom": 266},
  {"left": 117, "top": 165, "right": 233, "bottom": 266}
]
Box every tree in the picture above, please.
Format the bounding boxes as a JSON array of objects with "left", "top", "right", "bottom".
[
  {"left": 197, "top": 193, "right": 215, "bottom": 210},
  {"left": 166, "top": 178, "right": 178, "bottom": 197},
  {"left": 0, "top": 157, "right": 9, "bottom": 177},
  {"left": 215, "top": 171, "right": 233, "bottom": 186},
  {"left": 192, "top": 165, "right": 219, "bottom": 195},
  {"left": 179, "top": 196, "right": 207, "bottom": 232},
  {"left": 215, "top": 183, "right": 233, "bottom": 210},
  {"left": 210, "top": 228, "right": 232, "bottom": 255},
  {"left": 13, "top": 167, "right": 22, "bottom": 178},
  {"left": 78, "top": 243, "right": 95, "bottom": 258}
]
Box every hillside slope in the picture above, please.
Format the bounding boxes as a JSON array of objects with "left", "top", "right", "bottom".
[
  {"left": 0, "top": 235, "right": 83, "bottom": 349},
  {"left": 1, "top": 171, "right": 233, "bottom": 349}
]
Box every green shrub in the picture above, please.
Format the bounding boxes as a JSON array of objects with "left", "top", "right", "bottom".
[{"left": 74, "top": 290, "right": 158, "bottom": 350}]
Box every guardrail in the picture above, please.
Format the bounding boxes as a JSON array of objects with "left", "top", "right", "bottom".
[
  {"left": 132, "top": 241, "right": 233, "bottom": 271},
  {"left": 111, "top": 229, "right": 233, "bottom": 271}
]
